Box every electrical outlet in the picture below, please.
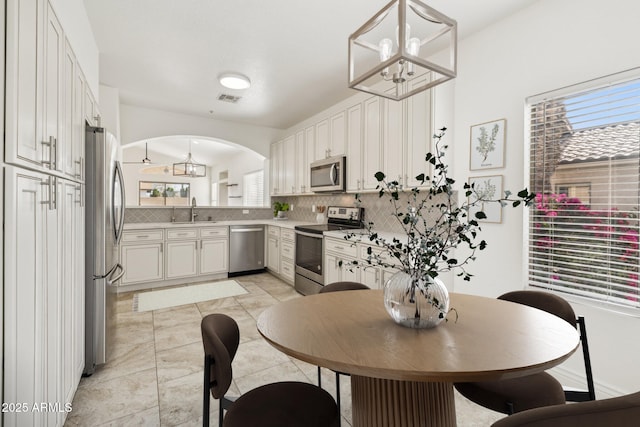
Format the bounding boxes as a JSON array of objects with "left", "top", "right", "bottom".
[
  {"left": 242, "top": 209, "right": 249, "bottom": 214},
  {"left": 312, "top": 204, "right": 316, "bottom": 213},
  {"left": 290, "top": 204, "right": 294, "bottom": 211}
]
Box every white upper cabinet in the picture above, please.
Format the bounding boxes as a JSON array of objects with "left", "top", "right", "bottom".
[
  {"left": 314, "top": 111, "right": 346, "bottom": 161},
  {"left": 62, "top": 37, "right": 76, "bottom": 178},
  {"left": 268, "top": 74, "right": 432, "bottom": 196},
  {"left": 5, "top": 0, "right": 87, "bottom": 183},
  {"left": 5, "top": 0, "right": 44, "bottom": 168},
  {"left": 383, "top": 89, "right": 405, "bottom": 187},
  {"left": 362, "top": 96, "right": 383, "bottom": 190},
  {"left": 269, "top": 140, "right": 282, "bottom": 195},
  {"left": 282, "top": 135, "right": 296, "bottom": 195},
  {"left": 346, "top": 103, "right": 363, "bottom": 192},
  {"left": 329, "top": 110, "right": 346, "bottom": 157},
  {"left": 294, "top": 130, "right": 309, "bottom": 194},
  {"left": 314, "top": 118, "right": 330, "bottom": 160},
  {"left": 405, "top": 74, "right": 433, "bottom": 188},
  {"left": 43, "top": 1, "right": 63, "bottom": 174}
]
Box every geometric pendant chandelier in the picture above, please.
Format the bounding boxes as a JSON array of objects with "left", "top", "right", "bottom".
[
  {"left": 348, "top": 0, "right": 457, "bottom": 101},
  {"left": 173, "top": 140, "right": 206, "bottom": 178}
]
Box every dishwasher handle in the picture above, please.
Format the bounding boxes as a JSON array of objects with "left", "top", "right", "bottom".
[{"left": 230, "top": 227, "right": 264, "bottom": 233}]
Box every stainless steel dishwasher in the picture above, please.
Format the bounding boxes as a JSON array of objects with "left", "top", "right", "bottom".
[{"left": 228, "top": 225, "right": 265, "bottom": 275}]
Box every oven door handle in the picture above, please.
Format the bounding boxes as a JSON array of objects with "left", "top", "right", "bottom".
[{"left": 294, "top": 230, "right": 324, "bottom": 239}]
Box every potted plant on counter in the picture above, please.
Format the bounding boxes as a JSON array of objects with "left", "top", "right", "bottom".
[
  {"left": 273, "top": 201, "right": 290, "bottom": 219},
  {"left": 344, "top": 128, "right": 535, "bottom": 329}
]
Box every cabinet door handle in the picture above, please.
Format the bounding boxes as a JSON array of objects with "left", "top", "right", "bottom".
[
  {"left": 75, "top": 185, "right": 82, "bottom": 204},
  {"left": 75, "top": 159, "right": 83, "bottom": 179},
  {"left": 41, "top": 136, "right": 55, "bottom": 169},
  {"left": 52, "top": 137, "right": 58, "bottom": 170},
  {"left": 40, "top": 176, "right": 56, "bottom": 210},
  {"left": 375, "top": 269, "right": 380, "bottom": 283},
  {"left": 137, "top": 235, "right": 150, "bottom": 238}
]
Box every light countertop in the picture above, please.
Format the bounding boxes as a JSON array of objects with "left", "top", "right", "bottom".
[{"left": 123, "top": 219, "right": 315, "bottom": 230}]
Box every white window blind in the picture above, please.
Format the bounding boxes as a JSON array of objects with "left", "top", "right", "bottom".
[
  {"left": 243, "top": 170, "right": 264, "bottom": 206},
  {"left": 528, "top": 73, "right": 640, "bottom": 309}
]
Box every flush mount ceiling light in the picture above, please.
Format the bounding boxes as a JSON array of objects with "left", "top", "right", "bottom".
[
  {"left": 348, "top": 0, "right": 457, "bottom": 101},
  {"left": 218, "top": 73, "right": 251, "bottom": 90},
  {"left": 173, "top": 140, "right": 206, "bottom": 178}
]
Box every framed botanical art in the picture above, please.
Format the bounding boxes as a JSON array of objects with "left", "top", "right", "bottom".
[
  {"left": 470, "top": 119, "right": 506, "bottom": 170},
  {"left": 468, "top": 175, "right": 503, "bottom": 223}
]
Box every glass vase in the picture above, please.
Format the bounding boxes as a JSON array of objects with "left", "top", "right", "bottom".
[{"left": 383, "top": 270, "right": 450, "bottom": 329}]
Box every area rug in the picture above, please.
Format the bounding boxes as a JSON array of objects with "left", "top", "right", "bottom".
[{"left": 133, "top": 280, "right": 247, "bottom": 312}]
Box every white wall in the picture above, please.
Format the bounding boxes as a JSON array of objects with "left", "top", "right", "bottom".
[
  {"left": 209, "top": 150, "right": 267, "bottom": 206},
  {"left": 119, "top": 104, "right": 282, "bottom": 158},
  {"left": 449, "top": 0, "right": 640, "bottom": 396},
  {"left": 99, "top": 85, "right": 121, "bottom": 141}
]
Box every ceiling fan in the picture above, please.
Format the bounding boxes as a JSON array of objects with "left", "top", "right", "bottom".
[
  {"left": 123, "top": 143, "right": 171, "bottom": 173},
  {"left": 123, "top": 142, "right": 154, "bottom": 164}
]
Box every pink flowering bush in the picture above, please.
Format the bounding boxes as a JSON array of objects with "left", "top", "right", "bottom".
[{"left": 533, "top": 193, "right": 639, "bottom": 302}]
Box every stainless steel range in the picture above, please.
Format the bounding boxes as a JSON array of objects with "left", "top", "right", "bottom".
[{"left": 294, "top": 206, "right": 364, "bottom": 295}]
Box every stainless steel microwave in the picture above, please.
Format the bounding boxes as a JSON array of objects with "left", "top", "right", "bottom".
[{"left": 310, "top": 156, "right": 346, "bottom": 192}]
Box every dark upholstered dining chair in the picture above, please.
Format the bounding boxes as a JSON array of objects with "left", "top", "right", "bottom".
[
  {"left": 455, "top": 290, "right": 595, "bottom": 415},
  {"left": 201, "top": 313, "right": 340, "bottom": 427},
  {"left": 490, "top": 391, "right": 640, "bottom": 427},
  {"left": 317, "top": 281, "right": 370, "bottom": 423}
]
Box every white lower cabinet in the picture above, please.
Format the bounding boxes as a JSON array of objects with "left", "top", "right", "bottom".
[
  {"left": 200, "top": 227, "right": 229, "bottom": 275},
  {"left": 279, "top": 228, "right": 296, "bottom": 284},
  {"left": 166, "top": 241, "right": 199, "bottom": 279},
  {"left": 120, "top": 225, "right": 229, "bottom": 289},
  {"left": 4, "top": 166, "right": 84, "bottom": 426},
  {"left": 324, "top": 237, "right": 360, "bottom": 284},
  {"left": 266, "top": 226, "right": 280, "bottom": 273},
  {"left": 121, "top": 239, "right": 164, "bottom": 285},
  {"left": 201, "top": 239, "right": 228, "bottom": 274}
]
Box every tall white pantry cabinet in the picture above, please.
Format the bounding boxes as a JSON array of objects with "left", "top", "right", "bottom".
[{"left": 3, "top": 0, "right": 96, "bottom": 425}]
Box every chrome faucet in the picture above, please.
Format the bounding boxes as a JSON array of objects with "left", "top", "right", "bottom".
[{"left": 191, "top": 197, "right": 198, "bottom": 223}]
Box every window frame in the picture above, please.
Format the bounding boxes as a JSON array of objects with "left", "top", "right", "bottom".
[{"left": 525, "top": 68, "right": 640, "bottom": 313}]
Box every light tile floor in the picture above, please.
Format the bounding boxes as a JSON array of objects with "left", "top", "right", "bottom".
[{"left": 65, "top": 272, "right": 505, "bottom": 426}]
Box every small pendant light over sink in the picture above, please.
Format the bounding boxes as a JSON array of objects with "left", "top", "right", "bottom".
[
  {"left": 173, "top": 140, "right": 206, "bottom": 178},
  {"left": 348, "top": 0, "right": 457, "bottom": 101}
]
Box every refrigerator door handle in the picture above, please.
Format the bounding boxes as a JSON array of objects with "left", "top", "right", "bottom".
[
  {"left": 112, "top": 161, "right": 126, "bottom": 245},
  {"left": 94, "top": 263, "right": 118, "bottom": 280},
  {"left": 106, "top": 263, "right": 125, "bottom": 286}
]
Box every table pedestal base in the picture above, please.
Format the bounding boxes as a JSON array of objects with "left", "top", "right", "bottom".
[{"left": 351, "top": 376, "right": 456, "bottom": 427}]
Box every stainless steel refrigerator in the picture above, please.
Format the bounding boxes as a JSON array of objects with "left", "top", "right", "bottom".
[{"left": 84, "top": 126, "right": 126, "bottom": 375}]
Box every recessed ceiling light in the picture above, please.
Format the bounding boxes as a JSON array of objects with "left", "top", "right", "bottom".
[{"left": 219, "top": 73, "right": 251, "bottom": 90}]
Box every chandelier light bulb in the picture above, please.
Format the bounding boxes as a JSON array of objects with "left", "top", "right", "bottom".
[
  {"left": 379, "top": 38, "right": 393, "bottom": 77},
  {"left": 379, "top": 38, "right": 393, "bottom": 61},
  {"left": 407, "top": 37, "right": 420, "bottom": 75},
  {"left": 396, "top": 23, "right": 411, "bottom": 48}
]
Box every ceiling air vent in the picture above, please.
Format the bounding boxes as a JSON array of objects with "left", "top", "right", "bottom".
[{"left": 217, "top": 93, "right": 242, "bottom": 103}]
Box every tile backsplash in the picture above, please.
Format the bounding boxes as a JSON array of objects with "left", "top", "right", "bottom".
[
  {"left": 273, "top": 192, "right": 445, "bottom": 234},
  {"left": 125, "top": 191, "right": 445, "bottom": 233},
  {"left": 125, "top": 207, "right": 272, "bottom": 223}
]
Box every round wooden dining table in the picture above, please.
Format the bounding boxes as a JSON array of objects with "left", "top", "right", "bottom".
[{"left": 257, "top": 290, "right": 580, "bottom": 427}]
